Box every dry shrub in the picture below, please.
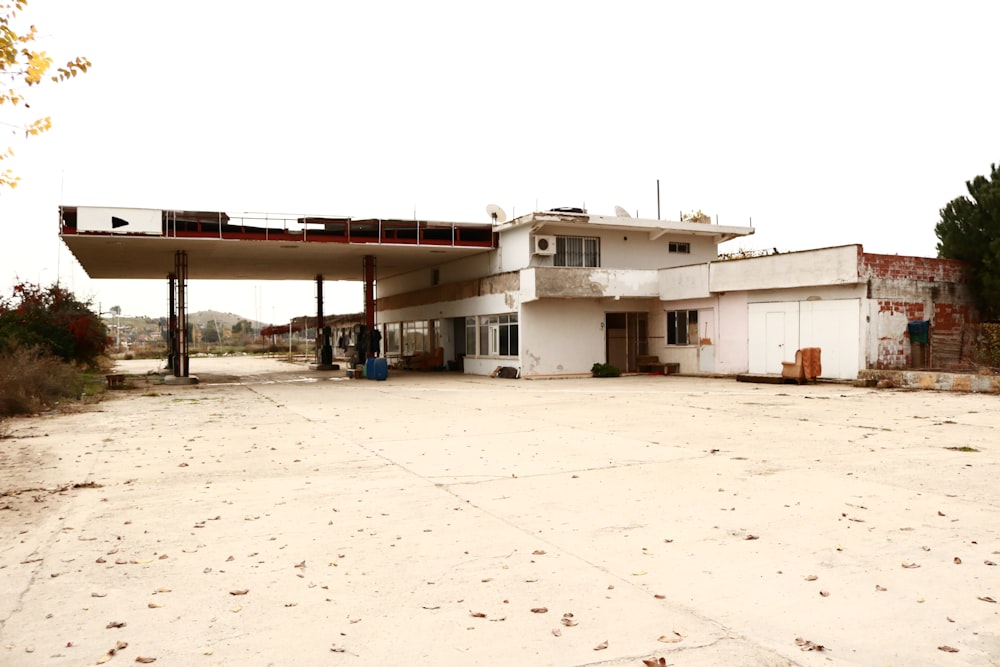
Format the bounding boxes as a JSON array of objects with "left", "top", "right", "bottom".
[
  {"left": 0, "top": 345, "right": 83, "bottom": 419},
  {"left": 976, "top": 323, "right": 1000, "bottom": 369}
]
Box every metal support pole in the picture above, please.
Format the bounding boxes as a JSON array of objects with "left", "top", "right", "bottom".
[
  {"left": 175, "top": 251, "right": 189, "bottom": 377},
  {"left": 168, "top": 274, "right": 176, "bottom": 374},
  {"left": 363, "top": 255, "right": 376, "bottom": 360}
]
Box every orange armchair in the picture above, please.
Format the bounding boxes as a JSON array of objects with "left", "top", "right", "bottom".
[{"left": 781, "top": 347, "right": 822, "bottom": 384}]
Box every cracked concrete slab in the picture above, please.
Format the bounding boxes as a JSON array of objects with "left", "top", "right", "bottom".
[{"left": 1, "top": 357, "right": 997, "bottom": 665}]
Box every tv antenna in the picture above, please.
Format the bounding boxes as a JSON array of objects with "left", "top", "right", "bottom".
[
  {"left": 486, "top": 204, "right": 507, "bottom": 223},
  {"left": 614, "top": 205, "right": 632, "bottom": 218}
]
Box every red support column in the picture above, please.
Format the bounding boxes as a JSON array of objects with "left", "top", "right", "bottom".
[{"left": 363, "top": 255, "right": 376, "bottom": 333}]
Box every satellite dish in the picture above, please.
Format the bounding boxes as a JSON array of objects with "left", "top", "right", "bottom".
[
  {"left": 614, "top": 206, "right": 632, "bottom": 218},
  {"left": 486, "top": 204, "right": 507, "bottom": 223}
]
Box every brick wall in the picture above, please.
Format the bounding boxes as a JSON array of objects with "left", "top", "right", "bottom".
[
  {"left": 860, "top": 253, "right": 967, "bottom": 283},
  {"left": 862, "top": 253, "right": 976, "bottom": 370}
]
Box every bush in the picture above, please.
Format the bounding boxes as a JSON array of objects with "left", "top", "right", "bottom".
[
  {"left": 976, "top": 323, "right": 1000, "bottom": 369},
  {"left": 0, "top": 282, "right": 109, "bottom": 368},
  {"left": 591, "top": 362, "right": 622, "bottom": 377},
  {"left": 0, "top": 344, "right": 83, "bottom": 419}
]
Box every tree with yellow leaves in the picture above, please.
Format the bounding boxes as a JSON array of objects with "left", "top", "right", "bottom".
[{"left": 2, "top": 0, "right": 89, "bottom": 189}]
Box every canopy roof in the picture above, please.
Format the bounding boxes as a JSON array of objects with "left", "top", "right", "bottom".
[{"left": 59, "top": 206, "right": 496, "bottom": 281}]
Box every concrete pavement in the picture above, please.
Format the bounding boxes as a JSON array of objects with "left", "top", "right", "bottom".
[{"left": 1, "top": 357, "right": 997, "bottom": 666}]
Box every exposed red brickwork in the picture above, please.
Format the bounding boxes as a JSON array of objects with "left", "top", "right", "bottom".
[
  {"left": 932, "top": 303, "right": 976, "bottom": 369},
  {"left": 877, "top": 300, "right": 925, "bottom": 321},
  {"left": 861, "top": 253, "right": 967, "bottom": 282}
]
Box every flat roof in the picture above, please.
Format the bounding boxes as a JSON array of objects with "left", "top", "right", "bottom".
[
  {"left": 59, "top": 206, "right": 496, "bottom": 281},
  {"left": 498, "top": 210, "right": 755, "bottom": 244}
]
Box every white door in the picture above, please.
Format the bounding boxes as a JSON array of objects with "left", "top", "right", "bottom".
[
  {"left": 748, "top": 302, "right": 800, "bottom": 374},
  {"left": 765, "top": 312, "right": 786, "bottom": 372},
  {"left": 698, "top": 308, "right": 715, "bottom": 373}
]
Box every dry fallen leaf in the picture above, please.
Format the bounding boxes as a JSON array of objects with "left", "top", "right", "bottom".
[
  {"left": 593, "top": 640, "right": 608, "bottom": 651},
  {"left": 938, "top": 645, "right": 959, "bottom": 653},
  {"left": 642, "top": 659, "right": 667, "bottom": 667},
  {"left": 657, "top": 632, "right": 683, "bottom": 643},
  {"left": 229, "top": 589, "right": 249, "bottom": 596},
  {"left": 819, "top": 590, "right": 830, "bottom": 597},
  {"left": 135, "top": 658, "right": 157, "bottom": 664},
  {"left": 147, "top": 602, "right": 162, "bottom": 609},
  {"left": 745, "top": 534, "right": 759, "bottom": 540},
  {"left": 805, "top": 575, "right": 818, "bottom": 581},
  {"left": 901, "top": 562, "right": 921, "bottom": 569},
  {"left": 96, "top": 641, "right": 128, "bottom": 664},
  {"left": 92, "top": 592, "right": 107, "bottom": 598},
  {"left": 795, "top": 637, "right": 825, "bottom": 652},
  {"left": 531, "top": 607, "right": 548, "bottom": 614},
  {"left": 470, "top": 611, "right": 486, "bottom": 618},
  {"left": 954, "top": 557, "right": 962, "bottom": 564},
  {"left": 985, "top": 560, "right": 997, "bottom": 566},
  {"left": 532, "top": 550, "right": 546, "bottom": 555},
  {"left": 560, "top": 617, "right": 578, "bottom": 627},
  {"left": 875, "top": 585, "right": 887, "bottom": 592},
  {"left": 106, "top": 621, "right": 126, "bottom": 629},
  {"left": 978, "top": 596, "right": 997, "bottom": 603},
  {"left": 551, "top": 628, "right": 561, "bottom": 637},
  {"left": 653, "top": 594, "right": 665, "bottom": 599}
]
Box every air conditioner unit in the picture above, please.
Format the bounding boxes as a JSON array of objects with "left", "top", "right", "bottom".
[{"left": 533, "top": 235, "right": 557, "bottom": 255}]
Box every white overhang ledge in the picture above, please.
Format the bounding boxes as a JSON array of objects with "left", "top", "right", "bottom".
[{"left": 502, "top": 210, "right": 754, "bottom": 244}]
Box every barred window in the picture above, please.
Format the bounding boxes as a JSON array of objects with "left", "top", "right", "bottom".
[{"left": 555, "top": 236, "right": 600, "bottom": 267}]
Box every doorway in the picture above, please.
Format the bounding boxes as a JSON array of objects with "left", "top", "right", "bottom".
[{"left": 605, "top": 312, "right": 648, "bottom": 372}]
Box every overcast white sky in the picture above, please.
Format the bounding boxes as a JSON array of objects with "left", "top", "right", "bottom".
[{"left": 2, "top": 1, "right": 998, "bottom": 322}]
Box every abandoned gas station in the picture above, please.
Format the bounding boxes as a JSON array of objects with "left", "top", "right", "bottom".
[
  {"left": 59, "top": 206, "right": 496, "bottom": 382},
  {"left": 59, "top": 204, "right": 978, "bottom": 382}
]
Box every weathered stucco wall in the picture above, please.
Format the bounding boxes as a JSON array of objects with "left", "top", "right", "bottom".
[
  {"left": 377, "top": 272, "right": 520, "bottom": 316},
  {"left": 710, "top": 245, "right": 861, "bottom": 292},
  {"left": 512, "top": 225, "right": 719, "bottom": 273},
  {"left": 376, "top": 251, "right": 496, "bottom": 299},
  {"left": 717, "top": 293, "right": 750, "bottom": 373},
  {"left": 862, "top": 253, "right": 975, "bottom": 370},
  {"left": 527, "top": 268, "right": 660, "bottom": 300},
  {"left": 520, "top": 300, "right": 606, "bottom": 378},
  {"left": 659, "top": 263, "right": 711, "bottom": 300}
]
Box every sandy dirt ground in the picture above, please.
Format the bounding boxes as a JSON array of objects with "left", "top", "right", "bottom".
[{"left": 1, "top": 357, "right": 997, "bottom": 666}]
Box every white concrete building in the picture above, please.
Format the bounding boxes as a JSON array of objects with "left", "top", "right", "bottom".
[
  {"left": 377, "top": 208, "right": 754, "bottom": 378},
  {"left": 377, "top": 210, "right": 974, "bottom": 380}
]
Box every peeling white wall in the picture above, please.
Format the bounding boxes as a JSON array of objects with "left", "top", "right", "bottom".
[
  {"left": 659, "top": 263, "right": 710, "bottom": 300},
  {"left": 711, "top": 245, "right": 860, "bottom": 292},
  {"left": 377, "top": 251, "right": 495, "bottom": 299},
  {"left": 520, "top": 300, "right": 606, "bottom": 377}
]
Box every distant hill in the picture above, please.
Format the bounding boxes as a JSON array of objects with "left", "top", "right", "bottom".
[{"left": 188, "top": 310, "right": 259, "bottom": 329}]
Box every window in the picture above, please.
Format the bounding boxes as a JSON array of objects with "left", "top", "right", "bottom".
[
  {"left": 402, "top": 321, "right": 429, "bottom": 355},
  {"left": 555, "top": 236, "right": 600, "bottom": 267},
  {"left": 666, "top": 310, "right": 698, "bottom": 345},
  {"left": 469, "top": 313, "right": 518, "bottom": 356},
  {"left": 496, "top": 313, "right": 518, "bottom": 356},
  {"left": 465, "top": 316, "right": 477, "bottom": 355},
  {"left": 384, "top": 322, "right": 401, "bottom": 355},
  {"left": 669, "top": 241, "right": 690, "bottom": 254}
]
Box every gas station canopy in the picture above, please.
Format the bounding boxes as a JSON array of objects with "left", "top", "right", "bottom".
[{"left": 59, "top": 206, "right": 497, "bottom": 282}]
